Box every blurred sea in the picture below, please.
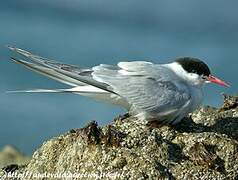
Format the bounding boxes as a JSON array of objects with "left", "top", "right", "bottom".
[{"left": 0, "top": 0, "right": 237, "bottom": 154}]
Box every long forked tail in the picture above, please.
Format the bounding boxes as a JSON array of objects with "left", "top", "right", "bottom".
[
  {"left": 7, "top": 89, "right": 73, "bottom": 93},
  {"left": 7, "top": 86, "right": 108, "bottom": 94},
  {"left": 6, "top": 86, "right": 121, "bottom": 106}
]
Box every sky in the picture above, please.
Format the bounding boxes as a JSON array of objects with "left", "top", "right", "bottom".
[{"left": 0, "top": 0, "right": 237, "bottom": 154}]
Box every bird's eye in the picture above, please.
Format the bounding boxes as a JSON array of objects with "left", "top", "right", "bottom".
[{"left": 201, "top": 75, "right": 207, "bottom": 79}]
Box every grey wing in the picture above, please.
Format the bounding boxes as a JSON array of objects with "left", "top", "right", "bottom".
[
  {"left": 8, "top": 46, "right": 117, "bottom": 94},
  {"left": 92, "top": 62, "right": 191, "bottom": 118}
]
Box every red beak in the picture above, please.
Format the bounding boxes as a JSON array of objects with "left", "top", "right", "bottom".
[{"left": 206, "top": 75, "right": 230, "bottom": 87}]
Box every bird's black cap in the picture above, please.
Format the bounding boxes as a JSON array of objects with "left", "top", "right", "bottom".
[{"left": 175, "top": 57, "right": 211, "bottom": 76}]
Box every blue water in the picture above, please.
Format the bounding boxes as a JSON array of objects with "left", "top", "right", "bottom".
[{"left": 0, "top": 0, "right": 237, "bottom": 154}]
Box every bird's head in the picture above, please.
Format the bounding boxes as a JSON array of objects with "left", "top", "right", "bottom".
[{"left": 172, "top": 57, "right": 230, "bottom": 87}]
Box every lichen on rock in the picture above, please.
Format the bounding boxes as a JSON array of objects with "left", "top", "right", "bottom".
[{"left": 1, "top": 95, "right": 238, "bottom": 180}]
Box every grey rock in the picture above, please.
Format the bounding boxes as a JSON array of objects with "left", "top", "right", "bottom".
[{"left": 1, "top": 95, "right": 238, "bottom": 180}]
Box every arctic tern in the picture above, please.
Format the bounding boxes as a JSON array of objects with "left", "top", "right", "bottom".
[{"left": 7, "top": 46, "right": 229, "bottom": 124}]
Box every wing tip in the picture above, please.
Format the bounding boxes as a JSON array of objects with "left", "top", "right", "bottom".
[
  {"left": 10, "top": 57, "right": 22, "bottom": 64},
  {"left": 6, "top": 45, "right": 15, "bottom": 50},
  {"left": 6, "top": 45, "right": 20, "bottom": 53},
  {"left": 7, "top": 45, "right": 31, "bottom": 58}
]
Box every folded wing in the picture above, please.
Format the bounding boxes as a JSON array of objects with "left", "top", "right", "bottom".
[{"left": 92, "top": 61, "right": 191, "bottom": 121}]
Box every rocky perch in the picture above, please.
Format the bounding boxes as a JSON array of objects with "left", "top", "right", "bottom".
[
  {"left": 1, "top": 94, "right": 238, "bottom": 180},
  {"left": 0, "top": 145, "right": 30, "bottom": 169}
]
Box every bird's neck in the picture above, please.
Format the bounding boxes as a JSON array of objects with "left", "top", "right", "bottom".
[{"left": 166, "top": 62, "right": 205, "bottom": 88}]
